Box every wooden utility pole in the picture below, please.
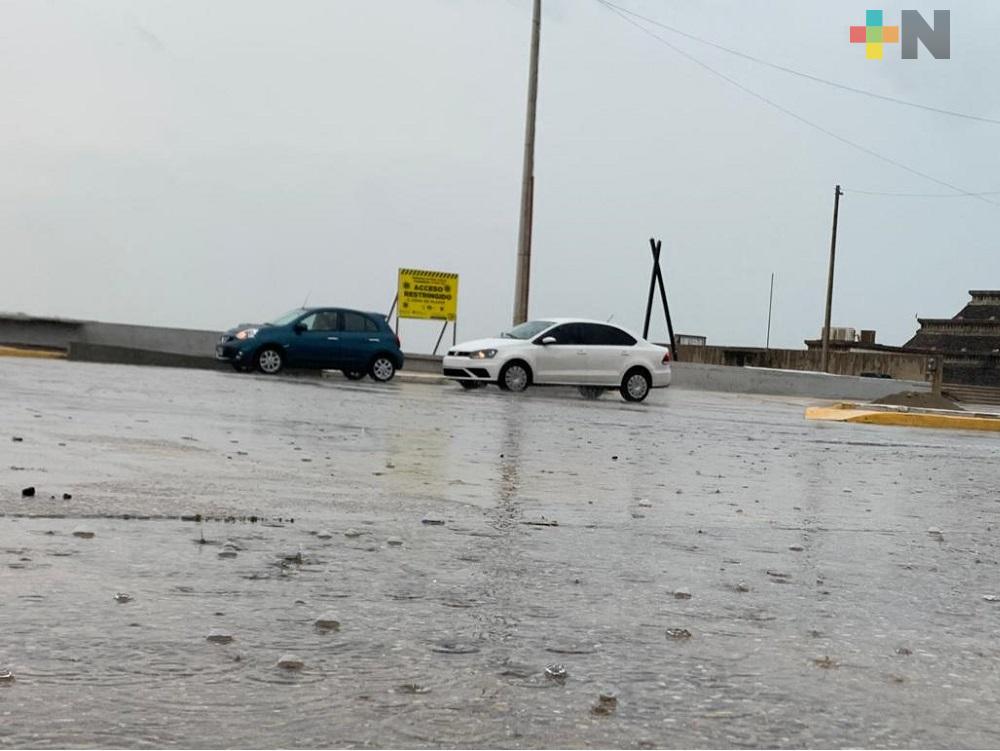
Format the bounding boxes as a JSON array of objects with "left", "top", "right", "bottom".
[
  {"left": 766, "top": 272, "right": 774, "bottom": 350},
  {"left": 820, "top": 185, "right": 843, "bottom": 373},
  {"left": 512, "top": 0, "right": 541, "bottom": 326}
]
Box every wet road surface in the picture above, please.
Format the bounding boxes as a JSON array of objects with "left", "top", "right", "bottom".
[{"left": 3, "top": 358, "right": 1000, "bottom": 748}]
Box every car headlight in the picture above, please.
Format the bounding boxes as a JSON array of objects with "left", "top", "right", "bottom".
[
  {"left": 470, "top": 348, "right": 497, "bottom": 359},
  {"left": 235, "top": 328, "right": 259, "bottom": 340}
]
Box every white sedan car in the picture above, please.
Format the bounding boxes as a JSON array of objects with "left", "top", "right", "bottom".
[{"left": 442, "top": 318, "right": 671, "bottom": 402}]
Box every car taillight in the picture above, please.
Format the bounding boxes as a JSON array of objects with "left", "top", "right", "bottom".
[{"left": 662, "top": 350, "right": 671, "bottom": 363}]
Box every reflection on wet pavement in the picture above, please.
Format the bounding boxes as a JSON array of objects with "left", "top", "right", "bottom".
[{"left": 3, "top": 359, "right": 1000, "bottom": 748}]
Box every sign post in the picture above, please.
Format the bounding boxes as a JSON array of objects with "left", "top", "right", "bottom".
[
  {"left": 642, "top": 238, "right": 678, "bottom": 360},
  {"left": 396, "top": 268, "right": 460, "bottom": 355}
]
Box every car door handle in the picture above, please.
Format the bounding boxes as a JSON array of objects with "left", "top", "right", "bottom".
[
  {"left": 368, "top": 338, "right": 380, "bottom": 342},
  {"left": 327, "top": 337, "right": 339, "bottom": 341}
]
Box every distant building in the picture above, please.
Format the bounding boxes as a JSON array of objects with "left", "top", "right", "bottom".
[
  {"left": 805, "top": 328, "right": 891, "bottom": 353},
  {"left": 903, "top": 290, "right": 1000, "bottom": 387}
]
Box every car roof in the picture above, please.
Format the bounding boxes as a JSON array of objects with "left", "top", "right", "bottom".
[
  {"left": 534, "top": 317, "right": 652, "bottom": 340},
  {"left": 303, "top": 307, "right": 385, "bottom": 318},
  {"left": 537, "top": 317, "right": 628, "bottom": 326}
]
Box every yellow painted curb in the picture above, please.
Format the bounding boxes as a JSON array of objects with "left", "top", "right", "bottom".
[
  {"left": 0, "top": 346, "right": 66, "bottom": 359},
  {"left": 806, "top": 403, "right": 1000, "bottom": 432}
]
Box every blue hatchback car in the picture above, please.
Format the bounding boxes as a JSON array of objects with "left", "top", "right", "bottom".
[{"left": 216, "top": 307, "right": 404, "bottom": 381}]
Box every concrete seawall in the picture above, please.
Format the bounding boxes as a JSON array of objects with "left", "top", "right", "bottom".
[
  {"left": 68, "top": 342, "right": 227, "bottom": 371},
  {"left": 0, "top": 315, "right": 220, "bottom": 357},
  {"left": 670, "top": 362, "right": 929, "bottom": 400},
  {"left": 396, "top": 357, "right": 930, "bottom": 400}
]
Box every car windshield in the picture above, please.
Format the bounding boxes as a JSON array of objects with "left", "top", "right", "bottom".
[
  {"left": 268, "top": 309, "right": 307, "bottom": 326},
  {"left": 502, "top": 320, "right": 555, "bottom": 340}
]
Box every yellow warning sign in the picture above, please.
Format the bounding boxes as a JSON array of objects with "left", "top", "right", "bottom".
[{"left": 398, "top": 268, "right": 458, "bottom": 321}]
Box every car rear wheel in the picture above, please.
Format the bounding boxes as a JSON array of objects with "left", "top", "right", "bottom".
[
  {"left": 459, "top": 380, "right": 485, "bottom": 390},
  {"left": 578, "top": 386, "right": 605, "bottom": 400},
  {"left": 498, "top": 361, "right": 531, "bottom": 393},
  {"left": 620, "top": 368, "right": 651, "bottom": 402},
  {"left": 369, "top": 356, "right": 396, "bottom": 382},
  {"left": 256, "top": 347, "right": 283, "bottom": 374},
  {"left": 343, "top": 370, "right": 365, "bottom": 381}
]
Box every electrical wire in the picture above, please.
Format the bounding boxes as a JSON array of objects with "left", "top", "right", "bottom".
[
  {"left": 600, "top": 0, "right": 1000, "bottom": 127},
  {"left": 846, "top": 187, "right": 1000, "bottom": 197},
  {"left": 595, "top": 0, "right": 997, "bottom": 206}
]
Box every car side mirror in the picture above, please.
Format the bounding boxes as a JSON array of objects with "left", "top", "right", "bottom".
[
  {"left": 293, "top": 322, "right": 306, "bottom": 334},
  {"left": 540, "top": 336, "right": 557, "bottom": 345}
]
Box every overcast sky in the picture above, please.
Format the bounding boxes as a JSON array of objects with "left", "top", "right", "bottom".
[{"left": 2, "top": 0, "right": 998, "bottom": 351}]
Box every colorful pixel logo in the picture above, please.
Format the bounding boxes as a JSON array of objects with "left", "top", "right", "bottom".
[
  {"left": 850, "top": 10, "right": 898, "bottom": 59},
  {"left": 850, "top": 10, "right": 951, "bottom": 60}
]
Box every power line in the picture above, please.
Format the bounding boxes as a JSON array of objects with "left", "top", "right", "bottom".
[
  {"left": 596, "top": 0, "right": 997, "bottom": 206},
  {"left": 846, "top": 187, "right": 1000, "bottom": 197},
  {"left": 600, "top": 0, "right": 1000, "bottom": 127}
]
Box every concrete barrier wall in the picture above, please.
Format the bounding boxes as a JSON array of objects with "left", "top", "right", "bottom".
[
  {"left": 362, "top": 354, "right": 932, "bottom": 400},
  {"left": 670, "top": 362, "right": 930, "bottom": 400},
  {"left": 69, "top": 343, "right": 438, "bottom": 375},
  {"left": 0, "top": 315, "right": 220, "bottom": 357},
  {"left": 404, "top": 353, "right": 446, "bottom": 374},
  {"left": 676, "top": 344, "right": 932, "bottom": 382},
  {"left": 68, "top": 342, "right": 225, "bottom": 370},
  {"left": 0, "top": 317, "right": 84, "bottom": 350},
  {"left": 76, "top": 322, "right": 221, "bottom": 357}
]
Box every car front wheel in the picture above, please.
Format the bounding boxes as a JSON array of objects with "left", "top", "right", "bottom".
[
  {"left": 256, "top": 347, "right": 283, "bottom": 374},
  {"left": 498, "top": 361, "right": 531, "bottom": 393},
  {"left": 369, "top": 356, "right": 396, "bottom": 382},
  {"left": 620, "top": 368, "right": 651, "bottom": 402}
]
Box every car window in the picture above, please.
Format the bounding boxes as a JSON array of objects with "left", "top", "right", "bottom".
[
  {"left": 270, "top": 309, "right": 307, "bottom": 326},
  {"left": 299, "top": 311, "right": 338, "bottom": 332},
  {"left": 505, "top": 319, "right": 555, "bottom": 340},
  {"left": 538, "top": 323, "right": 583, "bottom": 345},
  {"left": 575, "top": 324, "right": 604, "bottom": 345},
  {"left": 588, "top": 324, "right": 637, "bottom": 346},
  {"left": 342, "top": 311, "right": 378, "bottom": 333}
]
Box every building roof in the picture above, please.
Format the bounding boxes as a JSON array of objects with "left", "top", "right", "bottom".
[
  {"left": 955, "top": 303, "right": 1000, "bottom": 320},
  {"left": 903, "top": 289, "right": 1000, "bottom": 354},
  {"left": 916, "top": 318, "right": 1000, "bottom": 328},
  {"left": 803, "top": 339, "right": 918, "bottom": 353},
  {"left": 904, "top": 332, "right": 1000, "bottom": 353}
]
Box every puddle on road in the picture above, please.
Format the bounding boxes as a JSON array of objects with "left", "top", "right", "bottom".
[
  {"left": 4, "top": 360, "right": 1000, "bottom": 747},
  {"left": 3, "top": 506, "right": 999, "bottom": 748}
]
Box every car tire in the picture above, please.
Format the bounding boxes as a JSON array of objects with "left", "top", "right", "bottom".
[
  {"left": 255, "top": 347, "right": 284, "bottom": 375},
  {"left": 343, "top": 370, "right": 365, "bottom": 381},
  {"left": 620, "top": 367, "right": 651, "bottom": 403},
  {"left": 578, "top": 386, "right": 605, "bottom": 400},
  {"left": 459, "top": 381, "right": 485, "bottom": 390},
  {"left": 369, "top": 355, "right": 396, "bottom": 382},
  {"left": 498, "top": 361, "right": 531, "bottom": 393}
]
